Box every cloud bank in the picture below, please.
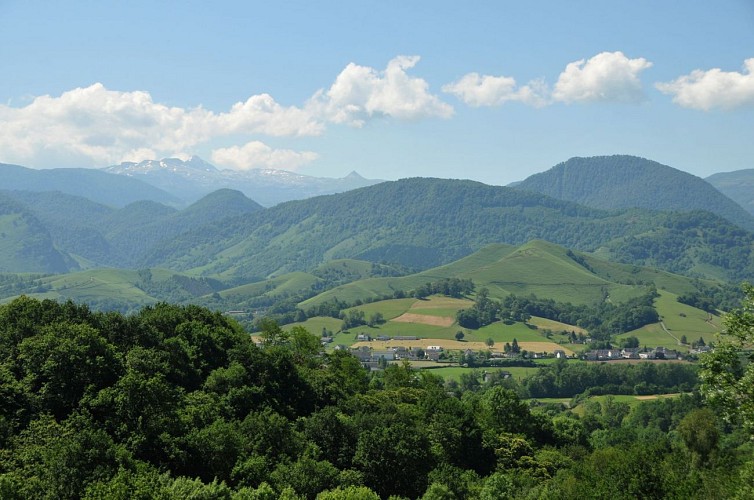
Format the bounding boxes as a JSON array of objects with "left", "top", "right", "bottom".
[
  {"left": 211, "top": 141, "right": 318, "bottom": 170},
  {"left": 0, "top": 56, "right": 450, "bottom": 169},
  {"left": 444, "top": 51, "right": 653, "bottom": 107},
  {"left": 656, "top": 58, "right": 754, "bottom": 110}
]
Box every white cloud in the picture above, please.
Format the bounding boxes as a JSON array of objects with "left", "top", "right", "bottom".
[
  {"left": 442, "top": 73, "right": 548, "bottom": 107},
  {"left": 211, "top": 141, "right": 318, "bottom": 171},
  {"left": 309, "top": 55, "right": 453, "bottom": 126},
  {"left": 655, "top": 58, "right": 754, "bottom": 110},
  {"left": 552, "top": 51, "right": 653, "bottom": 103},
  {"left": 0, "top": 83, "right": 321, "bottom": 167},
  {"left": 443, "top": 52, "right": 652, "bottom": 108},
  {"left": 0, "top": 56, "right": 453, "bottom": 168}
]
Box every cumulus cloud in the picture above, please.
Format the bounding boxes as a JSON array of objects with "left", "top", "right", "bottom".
[
  {"left": 0, "top": 56, "right": 454, "bottom": 168},
  {"left": 0, "top": 83, "right": 321, "bottom": 167},
  {"left": 309, "top": 55, "right": 453, "bottom": 126},
  {"left": 655, "top": 58, "right": 754, "bottom": 110},
  {"left": 443, "top": 52, "right": 652, "bottom": 108},
  {"left": 442, "top": 73, "right": 548, "bottom": 107},
  {"left": 552, "top": 51, "right": 653, "bottom": 103},
  {"left": 211, "top": 141, "right": 318, "bottom": 171}
]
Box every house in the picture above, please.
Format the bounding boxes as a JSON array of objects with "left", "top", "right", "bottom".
[
  {"left": 356, "top": 334, "right": 371, "bottom": 342},
  {"left": 426, "top": 345, "right": 443, "bottom": 351},
  {"left": 654, "top": 347, "right": 681, "bottom": 360},
  {"left": 350, "top": 346, "right": 372, "bottom": 362},
  {"left": 621, "top": 348, "right": 640, "bottom": 359},
  {"left": 554, "top": 350, "right": 567, "bottom": 359},
  {"left": 393, "top": 336, "right": 420, "bottom": 341},
  {"left": 376, "top": 335, "right": 391, "bottom": 341},
  {"left": 426, "top": 350, "right": 442, "bottom": 361},
  {"left": 584, "top": 349, "right": 622, "bottom": 361},
  {"left": 393, "top": 346, "right": 420, "bottom": 361},
  {"left": 372, "top": 350, "right": 396, "bottom": 362}
]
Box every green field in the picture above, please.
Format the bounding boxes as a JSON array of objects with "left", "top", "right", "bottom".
[
  {"left": 3, "top": 268, "right": 157, "bottom": 306},
  {"left": 344, "top": 298, "right": 417, "bottom": 320},
  {"left": 617, "top": 290, "right": 721, "bottom": 349},
  {"left": 570, "top": 393, "right": 684, "bottom": 415},
  {"left": 421, "top": 365, "right": 541, "bottom": 382}
]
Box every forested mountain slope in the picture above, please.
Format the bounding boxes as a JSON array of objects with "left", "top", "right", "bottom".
[
  {"left": 513, "top": 155, "right": 754, "bottom": 231},
  {"left": 1, "top": 189, "right": 263, "bottom": 270},
  {"left": 143, "top": 178, "right": 658, "bottom": 277},
  {"left": 0, "top": 193, "right": 72, "bottom": 273},
  {"left": 144, "top": 178, "right": 754, "bottom": 283}
]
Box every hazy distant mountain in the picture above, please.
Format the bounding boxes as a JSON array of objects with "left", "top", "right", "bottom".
[
  {"left": 706, "top": 169, "right": 754, "bottom": 216},
  {"left": 102, "top": 156, "right": 384, "bottom": 206},
  {"left": 2, "top": 188, "right": 264, "bottom": 270},
  {"left": 0, "top": 163, "right": 181, "bottom": 208},
  {"left": 512, "top": 155, "right": 754, "bottom": 231},
  {"left": 0, "top": 192, "right": 72, "bottom": 273}
]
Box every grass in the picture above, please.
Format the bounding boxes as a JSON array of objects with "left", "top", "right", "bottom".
[
  {"left": 617, "top": 290, "right": 721, "bottom": 349},
  {"left": 476, "top": 321, "right": 549, "bottom": 343},
  {"left": 570, "top": 393, "right": 684, "bottom": 415},
  {"left": 344, "top": 298, "right": 417, "bottom": 320},
  {"left": 7, "top": 268, "right": 157, "bottom": 306},
  {"left": 301, "top": 241, "right": 659, "bottom": 308}
]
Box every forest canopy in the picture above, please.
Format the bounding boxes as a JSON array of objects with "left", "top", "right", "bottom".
[{"left": 0, "top": 296, "right": 751, "bottom": 499}]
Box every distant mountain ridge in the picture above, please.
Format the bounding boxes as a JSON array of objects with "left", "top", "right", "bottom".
[
  {"left": 706, "top": 169, "right": 754, "bottom": 216},
  {"left": 512, "top": 155, "right": 754, "bottom": 231},
  {"left": 103, "top": 156, "right": 384, "bottom": 206},
  {"left": 0, "top": 162, "right": 181, "bottom": 208},
  {"left": 1, "top": 188, "right": 263, "bottom": 271}
]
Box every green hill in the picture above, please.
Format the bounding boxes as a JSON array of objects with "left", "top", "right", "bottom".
[
  {"left": 142, "top": 177, "right": 754, "bottom": 284},
  {"left": 300, "top": 240, "right": 707, "bottom": 309},
  {"left": 514, "top": 155, "right": 754, "bottom": 231},
  {"left": 143, "top": 177, "right": 659, "bottom": 277}
]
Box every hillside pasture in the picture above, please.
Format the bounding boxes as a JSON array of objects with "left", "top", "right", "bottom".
[
  {"left": 528, "top": 316, "right": 588, "bottom": 335},
  {"left": 618, "top": 290, "right": 721, "bottom": 349},
  {"left": 345, "top": 298, "right": 416, "bottom": 320},
  {"left": 392, "top": 313, "right": 455, "bottom": 327}
]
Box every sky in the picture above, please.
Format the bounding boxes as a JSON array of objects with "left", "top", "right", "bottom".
[{"left": 1, "top": 1, "right": 753, "bottom": 185}]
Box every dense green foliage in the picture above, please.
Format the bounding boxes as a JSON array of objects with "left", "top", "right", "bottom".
[
  {"left": 603, "top": 211, "right": 754, "bottom": 282},
  {"left": 701, "top": 284, "right": 754, "bottom": 434},
  {"left": 456, "top": 289, "right": 660, "bottom": 340},
  {"left": 524, "top": 360, "right": 698, "bottom": 398},
  {"left": 514, "top": 155, "right": 754, "bottom": 231},
  {"left": 0, "top": 296, "right": 751, "bottom": 498}
]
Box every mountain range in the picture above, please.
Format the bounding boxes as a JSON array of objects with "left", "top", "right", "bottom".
[
  {"left": 2, "top": 154, "right": 754, "bottom": 313},
  {"left": 102, "top": 156, "right": 383, "bottom": 206}
]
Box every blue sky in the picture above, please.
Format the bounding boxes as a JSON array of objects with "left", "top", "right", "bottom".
[{"left": 1, "top": 1, "right": 753, "bottom": 185}]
